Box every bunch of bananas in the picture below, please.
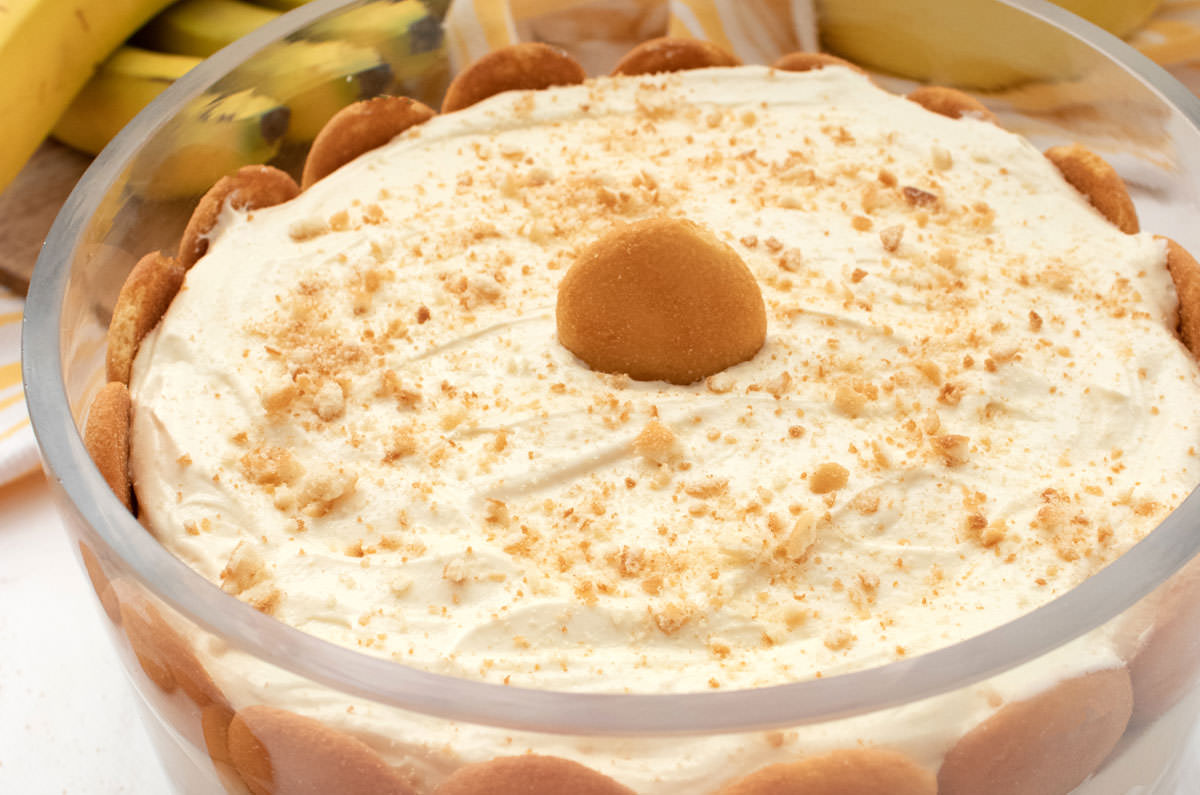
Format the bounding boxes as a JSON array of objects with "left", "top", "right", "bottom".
[{"left": 1, "top": 0, "right": 448, "bottom": 198}]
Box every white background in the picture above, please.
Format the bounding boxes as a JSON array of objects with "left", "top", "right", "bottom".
[{"left": 0, "top": 472, "right": 171, "bottom": 793}]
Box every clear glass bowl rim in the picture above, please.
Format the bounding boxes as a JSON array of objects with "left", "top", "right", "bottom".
[{"left": 22, "top": 0, "right": 1200, "bottom": 737}]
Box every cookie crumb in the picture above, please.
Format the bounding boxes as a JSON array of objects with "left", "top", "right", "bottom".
[
  {"left": 634, "top": 420, "right": 681, "bottom": 464},
  {"left": 933, "top": 434, "right": 970, "bottom": 466},
  {"left": 880, "top": 225, "right": 904, "bottom": 252},
  {"left": 824, "top": 629, "right": 856, "bottom": 651},
  {"left": 810, "top": 463, "right": 849, "bottom": 494}
]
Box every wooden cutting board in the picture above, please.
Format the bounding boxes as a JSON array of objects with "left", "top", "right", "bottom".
[{"left": 0, "top": 142, "right": 93, "bottom": 296}]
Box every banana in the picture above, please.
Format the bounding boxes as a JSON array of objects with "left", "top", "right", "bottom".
[
  {"left": 130, "top": 0, "right": 449, "bottom": 143},
  {"left": 218, "top": 38, "right": 392, "bottom": 143},
  {"left": 54, "top": 14, "right": 425, "bottom": 165},
  {"left": 51, "top": 44, "right": 289, "bottom": 198},
  {"left": 52, "top": 46, "right": 200, "bottom": 156},
  {"left": 129, "top": 87, "right": 290, "bottom": 199},
  {"left": 134, "top": 0, "right": 281, "bottom": 57},
  {"left": 817, "top": 0, "right": 1161, "bottom": 89},
  {"left": 40, "top": 0, "right": 448, "bottom": 196},
  {"left": 0, "top": 0, "right": 180, "bottom": 191},
  {"left": 300, "top": 0, "right": 449, "bottom": 104},
  {"left": 132, "top": 0, "right": 400, "bottom": 144}
]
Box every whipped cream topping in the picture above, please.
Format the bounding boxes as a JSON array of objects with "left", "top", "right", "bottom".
[{"left": 129, "top": 66, "right": 1200, "bottom": 788}]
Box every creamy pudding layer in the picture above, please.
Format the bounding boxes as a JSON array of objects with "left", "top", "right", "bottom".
[{"left": 129, "top": 66, "right": 1200, "bottom": 787}]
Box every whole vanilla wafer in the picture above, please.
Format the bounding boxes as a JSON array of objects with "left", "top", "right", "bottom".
[
  {"left": 106, "top": 251, "right": 186, "bottom": 385},
  {"left": 78, "top": 541, "right": 122, "bottom": 624},
  {"left": 117, "top": 590, "right": 227, "bottom": 708},
  {"left": 611, "top": 36, "right": 740, "bottom": 76},
  {"left": 301, "top": 96, "right": 437, "bottom": 189},
  {"left": 907, "top": 86, "right": 997, "bottom": 123},
  {"left": 203, "top": 704, "right": 236, "bottom": 767},
  {"left": 434, "top": 754, "right": 634, "bottom": 795},
  {"left": 773, "top": 51, "right": 864, "bottom": 74},
  {"left": 228, "top": 705, "right": 414, "bottom": 795},
  {"left": 937, "top": 667, "right": 1133, "bottom": 795},
  {"left": 442, "top": 42, "right": 586, "bottom": 114},
  {"left": 179, "top": 166, "right": 299, "bottom": 269},
  {"left": 1045, "top": 144, "right": 1139, "bottom": 234},
  {"left": 83, "top": 381, "right": 132, "bottom": 510},
  {"left": 556, "top": 216, "right": 766, "bottom": 385},
  {"left": 1161, "top": 237, "right": 1200, "bottom": 356},
  {"left": 717, "top": 748, "right": 936, "bottom": 795},
  {"left": 1126, "top": 557, "right": 1200, "bottom": 724},
  {"left": 116, "top": 589, "right": 178, "bottom": 693}
]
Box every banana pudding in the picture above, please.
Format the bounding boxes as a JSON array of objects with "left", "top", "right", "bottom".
[{"left": 89, "top": 42, "right": 1200, "bottom": 795}]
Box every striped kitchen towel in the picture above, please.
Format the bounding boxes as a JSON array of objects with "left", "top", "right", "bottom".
[{"left": 0, "top": 287, "right": 36, "bottom": 484}]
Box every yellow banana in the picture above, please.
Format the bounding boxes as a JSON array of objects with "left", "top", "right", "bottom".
[
  {"left": 134, "top": 0, "right": 281, "bottom": 57},
  {"left": 133, "top": 0, "right": 417, "bottom": 144},
  {"left": 816, "top": 0, "right": 1161, "bottom": 89},
  {"left": 128, "top": 87, "right": 290, "bottom": 199},
  {"left": 0, "top": 0, "right": 180, "bottom": 191},
  {"left": 41, "top": 0, "right": 448, "bottom": 195},
  {"left": 218, "top": 38, "right": 392, "bottom": 143},
  {"left": 50, "top": 45, "right": 288, "bottom": 197},
  {"left": 53, "top": 46, "right": 200, "bottom": 156},
  {"left": 300, "top": 0, "right": 449, "bottom": 103},
  {"left": 131, "top": 0, "right": 448, "bottom": 143}
]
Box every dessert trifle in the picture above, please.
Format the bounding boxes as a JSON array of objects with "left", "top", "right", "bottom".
[{"left": 79, "top": 36, "right": 1200, "bottom": 795}]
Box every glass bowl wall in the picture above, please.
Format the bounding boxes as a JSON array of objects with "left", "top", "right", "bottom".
[{"left": 23, "top": 1, "right": 1200, "bottom": 792}]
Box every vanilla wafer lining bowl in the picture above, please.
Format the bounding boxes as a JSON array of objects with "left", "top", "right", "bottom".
[{"left": 21, "top": 1, "right": 1200, "bottom": 793}]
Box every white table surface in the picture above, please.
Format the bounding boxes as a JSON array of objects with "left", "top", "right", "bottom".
[
  {"left": 0, "top": 471, "right": 171, "bottom": 794},
  {"left": 4, "top": 466, "right": 1200, "bottom": 794}
]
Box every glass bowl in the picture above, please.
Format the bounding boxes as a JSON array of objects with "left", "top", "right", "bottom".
[{"left": 22, "top": 1, "right": 1200, "bottom": 792}]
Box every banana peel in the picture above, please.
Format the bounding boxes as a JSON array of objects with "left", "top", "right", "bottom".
[{"left": 0, "top": 0, "right": 181, "bottom": 192}]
